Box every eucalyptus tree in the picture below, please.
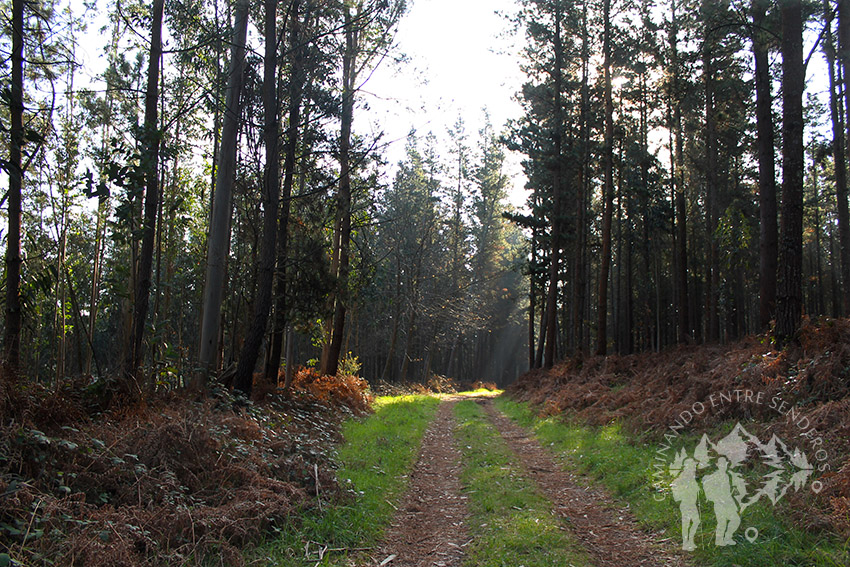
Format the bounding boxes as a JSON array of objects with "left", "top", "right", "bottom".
[
  {"left": 232, "top": 0, "right": 286, "bottom": 395},
  {"left": 197, "top": 0, "right": 250, "bottom": 385},
  {"left": 265, "top": 0, "right": 326, "bottom": 386}
]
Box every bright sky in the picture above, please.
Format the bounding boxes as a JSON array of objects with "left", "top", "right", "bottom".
[{"left": 359, "top": 0, "right": 529, "bottom": 208}]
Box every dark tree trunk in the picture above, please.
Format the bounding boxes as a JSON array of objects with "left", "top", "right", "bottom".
[
  {"left": 529, "top": 225, "right": 537, "bottom": 369},
  {"left": 702, "top": 0, "right": 720, "bottom": 343},
  {"left": 753, "top": 0, "right": 779, "bottom": 328},
  {"left": 324, "top": 5, "right": 357, "bottom": 377},
  {"left": 233, "top": 0, "right": 281, "bottom": 395},
  {"left": 597, "top": 0, "right": 614, "bottom": 355},
  {"left": 572, "top": 0, "right": 590, "bottom": 355},
  {"left": 544, "top": 0, "right": 564, "bottom": 368},
  {"left": 831, "top": 0, "right": 850, "bottom": 314},
  {"left": 197, "top": 0, "right": 250, "bottom": 383},
  {"left": 125, "top": 0, "right": 164, "bottom": 390},
  {"left": 669, "top": 0, "right": 689, "bottom": 343},
  {"left": 266, "top": 0, "right": 307, "bottom": 384},
  {"left": 4, "top": 0, "right": 24, "bottom": 375},
  {"left": 775, "top": 0, "right": 805, "bottom": 343}
]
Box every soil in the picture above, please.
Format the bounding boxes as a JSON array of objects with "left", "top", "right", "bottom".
[
  {"left": 368, "top": 394, "right": 691, "bottom": 567},
  {"left": 365, "top": 397, "right": 470, "bottom": 567},
  {"left": 481, "top": 398, "right": 691, "bottom": 567}
]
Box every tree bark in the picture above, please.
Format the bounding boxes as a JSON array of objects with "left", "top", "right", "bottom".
[
  {"left": 197, "top": 0, "right": 250, "bottom": 384},
  {"left": 4, "top": 0, "right": 25, "bottom": 375},
  {"left": 832, "top": 0, "right": 850, "bottom": 314},
  {"left": 125, "top": 0, "right": 164, "bottom": 390},
  {"left": 702, "top": 0, "right": 720, "bottom": 343},
  {"left": 753, "top": 0, "right": 779, "bottom": 328},
  {"left": 233, "top": 0, "right": 281, "bottom": 395},
  {"left": 572, "top": 0, "right": 590, "bottom": 355},
  {"left": 324, "top": 4, "right": 357, "bottom": 377},
  {"left": 266, "top": 0, "right": 307, "bottom": 384},
  {"left": 596, "top": 0, "right": 614, "bottom": 355},
  {"left": 543, "top": 1, "right": 564, "bottom": 368},
  {"left": 669, "top": 0, "right": 689, "bottom": 343},
  {"left": 775, "top": 0, "right": 805, "bottom": 343}
]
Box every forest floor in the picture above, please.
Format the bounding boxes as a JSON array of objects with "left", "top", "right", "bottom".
[
  {"left": 364, "top": 394, "right": 689, "bottom": 567},
  {"left": 4, "top": 319, "right": 850, "bottom": 566}
]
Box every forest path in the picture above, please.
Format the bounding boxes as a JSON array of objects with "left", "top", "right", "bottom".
[
  {"left": 364, "top": 396, "right": 470, "bottom": 567},
  {"left": 480, "top": 398, "right": 691, "bottom": 567},
  {"left": 363, "top": 394, "right": 690, "bottom": 566}
]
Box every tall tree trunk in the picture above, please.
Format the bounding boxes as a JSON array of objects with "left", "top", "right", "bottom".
[
  {"left": 4, "top": 0, "right": 24, "bottom": 375},
  {"left": 198, "top": 0, "right": 250, "bottom": 385},
  {"left": 669, "top": 0, "right": 689, "bottom": 343},
  {"left": 753, "top": 0, "right": 779, "bottom": 329},
  {"left": 324, "top": 5, "right": 357, "bottom": 377},
  {"left": 267, "top": 0, "right": 307, "bottom": 383},
  {"left": 572, "top": 0, "right": 590, "bottom": 354},
  {"left": 596, "top": 0, "right": 614, "bottom": 355},
  {"left": 702, "top": 0, "right": 720, "bottom": 342},
  {"left": 543, "top": 0, "right": 564, "bottom": 369},
  {"left": 86, "top": 195, "right": 107, "bottom": 375},
  {"left": 829, "top": 0, "right": 850, "bottom": 314},
  {"left": 775, "top": 0, "right": 805, "bottom": 343},
  {"left": 535, "top": 296, "right": 547, "bottom": 368},
  {"left": 233, "top": 0, "right": 281, "bottom": 395},
  {"left": 812, "top": 162, "right": 826, "bottom": 315},
  {"left": 125, "top": 0, "right": 164, "bottom": 390},
  {"left": 840, "top": 0, "right": 850, "bottom": 202},
  {"left": 529, "top": 223, "right": 538, "bottom": 369}
]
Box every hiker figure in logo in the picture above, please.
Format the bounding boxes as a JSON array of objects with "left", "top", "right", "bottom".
[
  {"left": 671, "top": 457, "right": 700, "bottom": 551},
  {"left": 702, "top": 456, "right": 741, "bottom": 546}
]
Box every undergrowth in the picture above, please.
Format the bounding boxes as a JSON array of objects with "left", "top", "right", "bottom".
[
  {"left": 507, "top": 319, "right": 850, "bottom": 537},
  {"left": 254, "top": 394, "right": 440, "bottom": 566},
  {"left": 0, "top": 371, "right": 371, "bottom": 566},
  {"left": 454, "top": 399, "right": 591, "bottom": 567},
  {"left": 495, "top": 397, "right": 850, "bottom": 567}
]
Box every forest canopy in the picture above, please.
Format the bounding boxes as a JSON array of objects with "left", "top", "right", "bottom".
[{"left": 0, "top": 0, "right": 841, "bottom": 395}]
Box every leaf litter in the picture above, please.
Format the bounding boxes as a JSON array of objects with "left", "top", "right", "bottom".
[{"left": 0, "top": 369, "right": 371, "bottom": 566}]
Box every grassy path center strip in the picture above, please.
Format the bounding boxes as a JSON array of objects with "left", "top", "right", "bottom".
[{"left": 453, "top": 398, "right": 591, "bottom": 567}]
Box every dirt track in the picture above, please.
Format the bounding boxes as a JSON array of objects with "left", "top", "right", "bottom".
[{"left": 365, "top": 395, "right": 690, "bottom": 567}]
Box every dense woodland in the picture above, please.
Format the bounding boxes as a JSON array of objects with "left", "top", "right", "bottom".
[{"left": 0, "top": 0, "right": 844, "bottom": 395}]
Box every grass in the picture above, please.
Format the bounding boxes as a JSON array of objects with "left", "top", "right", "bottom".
[
  {"left": 495, "top": 396, "right": 850, "bottom": 567},
  {"left": 453, "top": 399, "right": 591, "bottom": 567},
  {"left": 253, "top": 394, "right": 440, "bottom": 566}
]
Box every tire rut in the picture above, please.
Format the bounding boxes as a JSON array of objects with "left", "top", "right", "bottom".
[
  {"left": 365, "top": 397, "right": 469, "bottom": 567},
  {"left": 480, "top": 398, "right": 691, "bottom": 567}
]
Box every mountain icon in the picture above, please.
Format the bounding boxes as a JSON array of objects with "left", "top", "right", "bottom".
[{"left": 714, "top": 423, "right": 761, "bottom": 466}]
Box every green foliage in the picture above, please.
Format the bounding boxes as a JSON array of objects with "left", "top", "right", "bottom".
[{"left": 454, "top": 400, "right": 591, "bottom": 567}]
